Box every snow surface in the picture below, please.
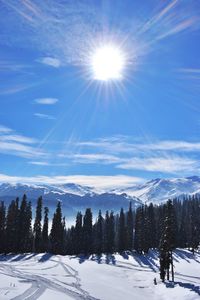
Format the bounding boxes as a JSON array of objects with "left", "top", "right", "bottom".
[{"left": 0, "top": 249, "right": 200, "bottom": 299}]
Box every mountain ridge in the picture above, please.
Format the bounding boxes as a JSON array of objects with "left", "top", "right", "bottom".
[{"left": 0, "top": 176, "right": 200, "bottom": 216}]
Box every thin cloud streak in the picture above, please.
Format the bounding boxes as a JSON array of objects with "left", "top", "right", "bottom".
[
  {"left": 34, "top": 98, "right": 59, "bottom": 105},
  {"left": 78, "top": 137, "right": 200, "bottom": 153},
  {"left": 72, "top": 153, "right": 122, "bottom": 164},
  {"left": 0, "top": 173, "right": 144, "bottom": 191},
  {"left": 0, "top": 124, "right": 46, "bottom": 159},
  {"left": 0, "top": 125, "right": 13, "bottom": 133},
  {"left": 0, "top": 84, "right": 33, "bottom": 95},
  {"left": 117, "top": 156, "right": 198, "bottom": 174},
  {"left": 74, "top": 137, "right": 200, "bottom": 174},
  {"left": 37, "top": 57, "right": 61, "bottom": 68},
  {"left": 34, "top": 113, "right": 56, "bottom": 120}
]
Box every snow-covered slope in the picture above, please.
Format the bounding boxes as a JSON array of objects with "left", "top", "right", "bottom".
[
  {"left": 0, "top": 249, "right": 200, "bottom": 300},
  {"left": 119, "top": 176, "right": 200, "bottom": 203}
]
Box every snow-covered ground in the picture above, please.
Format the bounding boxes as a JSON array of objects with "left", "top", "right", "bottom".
[{"left": 0, "top": 249, "right": 200, "bottom": 300}]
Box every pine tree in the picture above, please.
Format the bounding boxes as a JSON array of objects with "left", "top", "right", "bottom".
[
  {"left": 127, "top": 202, "right": 134, "bottom": 251},
  {"left": 108, "top": 211, "right": 115, "bottom": 253},
  {"left": 188, "top": 196, "right": 200, "bottom": 253},
  {"left": 148, "top": 203, "right": 157, "bottom": 248},
  {"left": 33, "top": 196, "right": 43, "bottom": 253},
  {"left": 74, "top": 211, "right": 83, "bottom": 255},
  {"left": 143, "top": 205, "right": 151, "bottom": 253},
  {"left": 82, "top": 208, "right": 93, "bottom": 254},
  {"left": 62, "top": 216, "right": 67, "bottom": 254},
  {"left": 6, "top": 200, "right": 17, "bottom": 253},
  {"left": 42, "top": 207, "right": 49, "bottom": 252},
  {"left": 0, "top": 201, "right": 6, "bottom": 253},
  {"left": 50, "top": 201, "right": 64, "bottom": 254},
  {"left": 159, "top": 200, "right": 176, "bottom": 282},
  {"left": 134, "top": 206, "right": 144, "bottom": 254},
  {"left": 104, "top": 211, "right": 110, "bottom": 253},
  {"left": 94, "top": 210, "right": 103, "bottom": 255},
  {"left": 26, "top": 201, "right": 33, "bottom": 252},
  {"left": 18, "top": 195, "right": 32, "bottom": 253},
  {"left": 118, "top": 208, "right": 126, "bottom": 253}
]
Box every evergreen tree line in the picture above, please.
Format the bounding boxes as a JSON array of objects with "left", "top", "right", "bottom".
[
  {"left": 134, "top": 195, "right": 200, "bottom": 255},
  {"left": 0, "top": 194, "right": 200, "bottom": 260}
]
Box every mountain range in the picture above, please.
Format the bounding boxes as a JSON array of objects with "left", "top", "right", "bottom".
[{"left": 0, "top": 176, "right": 200, "bottom": 217}]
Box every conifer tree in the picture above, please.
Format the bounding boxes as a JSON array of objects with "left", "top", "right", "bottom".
[
  {"left": 0, "top": 201, "right": 6, "bottom": 253},
  {"left": 42, "top": 206, "right": 49, "bottom": 252},
  {"left": 188, "top": 197, "right": 200, "bottom": 253},
  {"left": 108, "top": 211, "right": 115, "bottom": 253},
  {"left": 127, "top": 202, "right": 134, "bottom": 251},
  {"left": 18, "top": 195, "right": 32, "bottom": 253},
  {"left": 94, "top": 210, "right": 103, "bottom": 255},
  {"left": 74, "top": 211, "right": 83, "bottom": 254},
  {"left": 134, "top": 206, "right": 144, "bottom": 254},
  {"left": 143, "top": 205, "right": 151, "bottom": 253},
  {"left": 62, "top": 216, "right": 67, "bottom": 254},
  {"left": 82, "top": 208, "right": 93, "bottom": 254},
  {"left": 148, "top": 203, "right": 157, "bottom": 248},
  {"left": 50, "top": 201, "right": 64, "bottom": 254},
  {"left": 159, "top": 200, "right": 176, "bottom": 282},
  {"left": 104, "top": 211, "right": 110, "bottom": 253},
  {"left": 118, "top": 208, "right": 126, "bottom": 253},
  {"left": 5, "top": 200, "right": 17, "bottom": 253},
  {"left": 33, "top": 196, "right": 42, "bottom": 253}
]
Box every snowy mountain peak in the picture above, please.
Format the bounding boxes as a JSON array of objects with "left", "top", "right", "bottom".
[
  {"left": 120, "top": 176, "right": 200, "bottom": 203},
  {"left": 0, "top": 176, "right": 200, "bottom": 208}
]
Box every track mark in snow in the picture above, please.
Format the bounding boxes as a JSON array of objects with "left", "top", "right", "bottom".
[
  {"left": 0, "top": 257, "right": 99, "bottom": 300},
  {"left": 58, "top": 256, "right": 99, "bottom": 300}
]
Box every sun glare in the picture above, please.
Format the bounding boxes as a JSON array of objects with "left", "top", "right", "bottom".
[{"left": 91, "top": 45, "right": 125, "bottom": 81}]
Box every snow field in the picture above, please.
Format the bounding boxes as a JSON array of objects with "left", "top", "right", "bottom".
[{"left": 0, "top": 249, "right": 199, "bottom": 300}]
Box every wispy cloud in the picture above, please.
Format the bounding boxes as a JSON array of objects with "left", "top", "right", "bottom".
[
  {"left": 0, "top": 173, "right": 144, "bottom": 191},
  {"left": 34, "top": 113, "right": 56, "bottom": 120},
  {"left": 0, "top": 125, "right": 13, "bottom": 133},
  {"left": 141, "top": 0, "right": 178, "bottom": 34},
  {"left": 74, "top": 136, "right": 200, "bottom": 175},
  {"left": 72, "top": 153, "right": 122, "bottom": 164},
  {"left": 78, "top": 137, "right": 200, "bottom": 153},
  {"left": 0, "top": 60, "right": 29, "bottom": 72},
  {"left": 34, "top": 97, "right": 58, "bottom": 105},
  {"left": 0, "top": 84, "right": 33, "bottom": 95},
  {"left": 117, "top": 156, "right": 198, "bottom": 174},
  {"left": 157, "top": 18, "right": 197, "bottom": 40},
  {"left": 176, "top": 68, "right": 200, "bottom": 82},
  {"left": 37, "top": 57, "right": 61, "bottom": 68},
  {"left": 0, "top": 134, "right": 37, "bottom": 144},
  {"left": 28, "top": 161, "right": 50, "bottom": 166},
  {"left": 0, "top": 124, "right": 45, "bottom": 159},
  {"left": 140, "top": 0, "right": 199, "bottom": 43},
  {"left": 29, "top": 161, "right": 69, "bottom": 167}
]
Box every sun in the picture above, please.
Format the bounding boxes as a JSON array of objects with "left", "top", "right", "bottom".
[{"left": 91, "top": 45, "right": 125, "bottom": 81}]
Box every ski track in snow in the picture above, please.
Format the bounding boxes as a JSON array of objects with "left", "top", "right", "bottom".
[
  {"left": 0, "top": 256, "right": 99, "bottom": 300},
  {"left": 0, "top": 250, "right": 200, "bottom": 300}
]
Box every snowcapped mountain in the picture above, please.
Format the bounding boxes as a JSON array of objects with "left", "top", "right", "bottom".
[
  {"left": 0, "top": 176, "right": 200, "bottom": 216},
  {"left": 0, "top": 182, "right": 141, "bottom": 217},
  {"left": 119, "top": 176, "right": 200, "bottom": 203}
]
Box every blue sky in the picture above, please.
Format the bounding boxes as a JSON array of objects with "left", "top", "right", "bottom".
[{"left": 0, "top": 0, "right": 200, "bottom": 189}]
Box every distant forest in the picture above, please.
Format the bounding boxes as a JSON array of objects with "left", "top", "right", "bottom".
[
  {"left": 0, "top": 194, "right": 200, "bottom": 281},
  {"left": 0, "top": 194, "right": 200, "bottom": 255}
]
